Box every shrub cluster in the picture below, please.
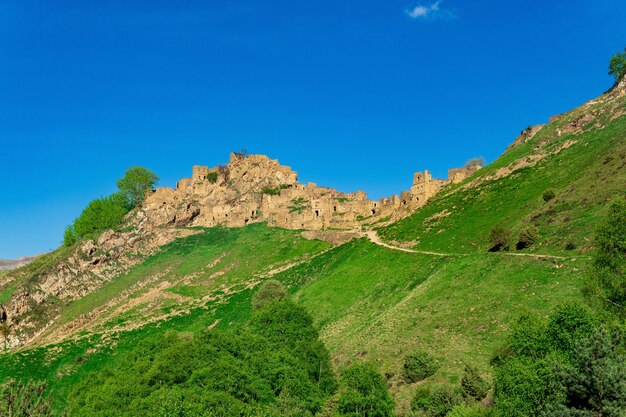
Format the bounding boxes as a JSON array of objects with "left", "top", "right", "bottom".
[
  {"left": 542, "top": 189, "right": 556, "bottom": 202},
  {"left": 488, "top": 225, "right": 512, "bottom": 252},
  {"left": 337, "top": 363, "right": 395, "bottom": 417},
  {"left": 0, "top": 380, "right": 52, "bottom": 417},
  {"left": 67, "top": 300, "right": 336, "bottom": 416},
  {"left": 517, "top": 225, "right": 540, "bottom": 249},
  {"left": 252, "top": 279, "right": 288, "bottom": 310}
]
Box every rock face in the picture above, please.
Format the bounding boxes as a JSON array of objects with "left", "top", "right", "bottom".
[{"left": 141, "top": 152, "right": 480, "bottom": 231}]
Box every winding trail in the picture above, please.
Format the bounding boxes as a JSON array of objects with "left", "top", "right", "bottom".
[{"left": 362, "top": 230, "right": 578, "bottom": 261}]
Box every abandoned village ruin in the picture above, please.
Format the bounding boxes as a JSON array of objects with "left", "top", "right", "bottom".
[{"left": 141, "top": 152, "right": 482, "bottom": 231}]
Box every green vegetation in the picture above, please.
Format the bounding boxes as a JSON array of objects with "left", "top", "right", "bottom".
[
  {"left": 460, "top": 365, "right": 489, "bottom": 401},
  {"left": 464, "top": 157, "right": 485, "bottom": 169},
  {"left": 262, "top": 184, "right": 289, "bottom": 195},
  {"left": 402, "top": 351, "right": 440, "bottom": 383},
  {"left": 67, "top": 300, "right": 336, "bottom": 416},
  {"left": 289, "top": 197, "right": 310, "bottom": 214},
  {"left": 205, "top": 171, "right": 218, "bottom": 183},
  {"left": 116, "top": 166, "right": 159, "bottom": 207},
  {"left": 516, "top": 225, "right": 539, "bottom": 249},
  {"left": 584, "top": 199, "right": 626, "bottom": 317},
  {"left": 609, "top": 47, "right": 626, "bottom": 82},
  {"left": 542, "top": 189, "right": 555, "bottom": 202},
  {"left": 63, "top": 192, "right": 131, "bottom": 246},
  {"left": 488, "top": 224, "right": 511, "bottom": 252},
  {"left": 412, "top": 385, "right": 462, "bottom": 417},
  {"left": 251, "top": 279, "right": 287, "bottom": 310},
  {"left": 491, "top": 304, "right": 625, "bottom": 416}
]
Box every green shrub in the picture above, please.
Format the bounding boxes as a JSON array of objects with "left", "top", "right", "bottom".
[
  {"left": 411, "top": 385, "right": 462, "bottom": 417},
  {"left": 517, "top": 225, "right": 540, "bottom": 249},
  {"left": 252, "top": 280, "right": 288, "bottom": 310},
  {"left": 337, "top": 363, "right": 395, "bottom": 417},
  {"left": 608, "top": 47, "right": 626, "bottom": 82},
  {"left": 565, "top": 241, "right": 577, "bottom": 250},
  {"left": 460, "top": 364, "right": 489, "bottom": 401},
  {"left": 488, "top": 224, "right": 512, "bottom": 252},
  {"left": 402, "top": 351, "right": 439, "bottom": 383},
  {"left": 262, "top": 184, "right": 289, "bottom": 196},
  {"left": 206, "top": 172, "right": 218, "bottom": 183},
  {"left": 446, "top": 404, "right": 488, "bottom": 417},
  {"left": 542, "top": 189, "right": 556, "bottom": 202}
]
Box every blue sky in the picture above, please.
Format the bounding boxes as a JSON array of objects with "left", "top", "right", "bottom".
[{"left": 1, "top": 0, "right": 625, "bottom": 258}]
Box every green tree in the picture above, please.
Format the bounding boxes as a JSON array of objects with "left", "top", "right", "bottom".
[
  {"left": 337, "top": 363, "right": 395, "bottom": 417},
  {"left": 488, "top": 224, "right": 512, "bottom": 252},
  {"left": 116, "top": 166, "right": 159, "bottom": 208},
  {"left": 63, "top": 193, "right": 131, "bottom": 246},
  {"left": 0, "top": 380, "right": 53, "bottom": 417},
  {"left": 608, "top": 47, "right": 626, "bottom": 82}
]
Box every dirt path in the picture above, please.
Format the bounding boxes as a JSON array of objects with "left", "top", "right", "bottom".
[{"left": 363, "top": 230, "right": 578, "bottom": 261}]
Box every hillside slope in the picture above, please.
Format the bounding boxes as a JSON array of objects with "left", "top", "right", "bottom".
[{"left": 0, "top": 79, "right": 624, "bottom": 415}]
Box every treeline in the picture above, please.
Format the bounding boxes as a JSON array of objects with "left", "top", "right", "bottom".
[{"left": 63, "top": 167, "right": 158, "bottom": 246}]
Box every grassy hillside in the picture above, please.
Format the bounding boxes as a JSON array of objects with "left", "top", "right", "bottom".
[{"left": 0, "top": 87, "right": 624, "bottom": 415}]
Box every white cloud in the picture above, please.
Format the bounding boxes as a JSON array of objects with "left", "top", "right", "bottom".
[{"left": 406, "top": 1, "right": 455, "bottom": 20}]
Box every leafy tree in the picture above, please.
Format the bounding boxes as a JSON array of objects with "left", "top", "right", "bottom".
[
  {"left": 116, "top": 166, "right": 159, "bottom": 208},
  {"left": 584, "top": 199, "right": 626, "bottom": 317},
  {"left": 402, "top": 351, "right": 439, "bottom": 383},
  {"left": 608, "top": 47, "right": 626, "bottom": 82},
  {"left": 252, "top": 280, "right": 288, "bottom": 310},
  {"left": 337, "top": 363, "right": 395, "bottom": 417}
]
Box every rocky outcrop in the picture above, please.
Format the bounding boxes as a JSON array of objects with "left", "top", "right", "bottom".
[{"left": 0, "top": 225, "right": 196, "bottom": 349}]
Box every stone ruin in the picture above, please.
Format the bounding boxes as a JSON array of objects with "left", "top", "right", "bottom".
[{"left": 141, "top": 152, "right": 482, "bottom": 231}]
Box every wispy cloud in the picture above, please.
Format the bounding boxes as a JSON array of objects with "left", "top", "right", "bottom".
[{"left": 405, "top": 1, "right": 456, "bottom": 20}]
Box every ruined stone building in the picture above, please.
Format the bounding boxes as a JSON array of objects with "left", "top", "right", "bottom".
[{"left": 142, "top": 153, "right": 482, "bottom": 231}]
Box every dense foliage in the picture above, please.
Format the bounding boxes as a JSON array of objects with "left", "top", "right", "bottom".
[
  {"left": 412, "top": 385, "right": 463, "bottom": 417},
  {"left": 67, "top": 300, "right": 336, "bottom": 416},
  {"left": 488, "top": 225, "right": 511, "bottom": 252},
  {"left": 491, "top": 304, "right": 625, "bottom": 416},
  {"left": 63, "top": 192, "right": 132, "bottom": 246},
  {"left": 609, "top": 47, "right": 626, "bottom": 82},
  {"left": 516, "top": 225, "right": 539, "bottom": 250},
  {"left": 116, "top": 166, "right": 159, "bottom": 207},
  {"left": 460, "top": 365, "right": 489, "bottom": 401},
  {"left": 336, "top": 363, "right": 395, "bottom": 417}
]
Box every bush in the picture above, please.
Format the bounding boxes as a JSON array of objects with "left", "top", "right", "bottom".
[
  {"left": 565, "top": 241, "right": 577, "bottom": 250},
  {"left": 252, "top": 280, "right": 288, "bottom": 310},
  {"left": 261, "top": 184, "right": 289, "bottom": 196},
  {"left": 206, "top": 172, "right": 218, "bottom": 183},
  {"left": 608, "top": 47, "right": 626, "bottom": 82},
  {"left": 337, "top": 363, "right": 395, "bottom": 417},
  {"left": 402, "top": 351, "right": 439, "bottom": 383},
  {"left": 542, "top": 189, "right": 556, "bottom": 202},
  {"left": 460, "top": 365, "right": 489, "bottom": 401},
  {"left": 488, "top": 225, "right": 512, "bottom": 252},
  {"left": 446, "top": 404, "right": 488, "bottom": 417},
  {"left": 517, "top": 225, "right": 540, "bottom": 249},
  {"left": 411, "top": 385, "right": 462, "bottom": 417}
]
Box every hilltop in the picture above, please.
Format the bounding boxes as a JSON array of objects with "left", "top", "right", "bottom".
[
  {"left": 0, "top": 75, "right": 624, "bottom": 415},
  {"left": 0, "top": 255, "right": 40, "bottom": 272}
]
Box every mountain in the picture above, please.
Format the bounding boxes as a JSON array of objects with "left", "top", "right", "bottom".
[
  {"left": 0, "top": 255, "right": 40, "bottom": 272},
  {"left": 0, "top": 77, "right": 624, "bottom": 414}
]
